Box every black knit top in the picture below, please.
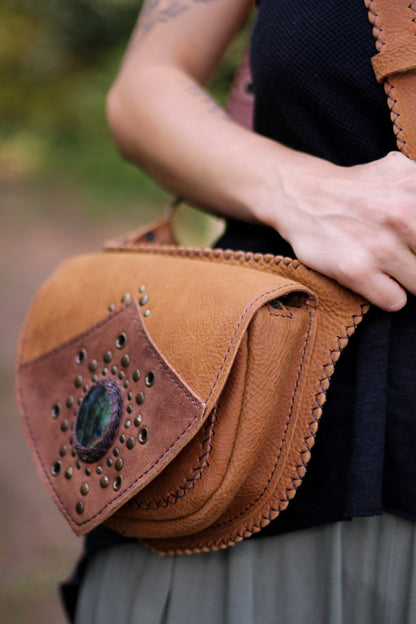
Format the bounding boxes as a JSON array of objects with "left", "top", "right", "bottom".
[{"left": 218, "top": 0, "right": 416, "bottom": 535}]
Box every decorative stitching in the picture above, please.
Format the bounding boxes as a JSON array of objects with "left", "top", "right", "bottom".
[
  {"left": 127, "top": 405, "right": 218, "bottom": 510},
  {"left": 365, "top": 0, "right": 385, "bottom": 50}
]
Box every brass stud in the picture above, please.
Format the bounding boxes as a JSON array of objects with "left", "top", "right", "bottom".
[
  {"left": 120, "top": 434, "right": 126, "bottom": 444},
  {"left": 65, "top": 467, "right": 73, "bottom": 480},
  {"left": 121, "top": 293, "right": 131, "bottom": 303},
  {"left": 138, "top": 427, "right": 149, "bottom": 445},
  {"left": 61, "top": 419, "right": 69, "bottom": 432},
  {"left": 96, "top": 466, "right": 103, "bottom": 475},
  {"left": 126, "top": 405, "right": 133, "bottom": 414},
  {"left": 118, "top": 371, "right": 125, "bottom": 380},
  {"left": 59, "top": 445, "right": 67, "bottom": 457},
  {"left": 123, "top": 380, "right": 129, "bottom": 389},
  {"left": 104, "top": 351, "right": 113, "bottom": 364},
  {"left": 136, "top": 392, "right": 144, "bottom": 405},
  {"left": 77, "top": 397, "right": 83, "bottom": 406},
  {"left": 115, "top": 458, "right": 124, "bottom": 472},
  {"left": 133, "top": 370, "right": 140, "bottom": 382},
  {"left": 113, "top": 476, "right": 123, "bottom": 491},
  {"left": 124, "top": 419, "right": 131, "bottom": 429},
  {"left": 134, "top": 415, "right": 142, "bottom": 427},
  {"left": 76, "top": 349, "right": 87, "bottom": 365},
  {"left": 107, "top": 458, "right": 113, "bottom": 467},
  {"left": 83, "top": 384, "right": 89, "bottom": 393},
  {"left": 51, "top": 461, "right": 62, "bottom": 476},
  {"left": 74, "top": 375, "right": 83, "bottom": 388},
  {"left": 139, "top": 295, "right": 149, "bottom": 306},
  {"left": 144, "top": 310, "right": 151, "bottom": 318},
  {"left": 72, "top": 449, "right": 77, "bottom": 458},
  {"left": 108, "top": 303, "right": 115, "bottom": 312},
  {"left": 66, "top": 396, "right": 74, "bottom": 408},
  {"left": 85, "top": 468, "right": 91, "bottom": 476},
  {"left": 145, "top": 371, "right": 155, "bottom": 387},
  {"left": 89, "top": 359, "right": 98, "bottom": 372},
  {"left": 76, "top": 460, "right": 81, "bottom": 470},
  {"left": 102, "top": 368, "right": 108, "bottom": 376},
  {"left": 126, "top": 437, "right": 135, "bottom": 450},
  {"left": 116, "top": 333, "right": 127, "bottom": 350},
  {"left": 51, "top": 404, "right": 61, "bottom": 419},
  {"left": 127, "top": 392, "right": 133, "bottom": 401},
  {"left": 92, "top": 375, "right": 98, "bottom": 383},
  {"left": 121, "top": 354, "right": 130, "bottom": 367},
  {"left": 100, "top": 475, "right": 109, "bottom": 488},
  {"left": 111, "top": 366, "right": 118, "bottom": 375},
  {"left": 138, "top": 285, "right": 146, "bottom": 293},
  {"left": 113, "top": 448, "right": 120, "bottom": 457},
  {"left": 80, "top": 483, "right": 89, "bottom": 496},
  {"left": 76, "top": 501, "right": 84, "bottom": 514}
]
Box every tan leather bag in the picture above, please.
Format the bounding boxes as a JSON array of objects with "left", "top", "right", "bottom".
[{"left": 16, "top": 0, "right": 416, "bottom": 554}]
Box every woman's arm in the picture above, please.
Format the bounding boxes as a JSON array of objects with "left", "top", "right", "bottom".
[{"left": 107, "top": 0, "right": 416, "bottom": 311}]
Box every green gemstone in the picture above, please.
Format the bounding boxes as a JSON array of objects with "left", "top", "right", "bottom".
[{"left": 75, "top": 384, "right": 112, "bottom": 448}]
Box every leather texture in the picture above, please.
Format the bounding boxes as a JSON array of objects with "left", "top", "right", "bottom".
[{"left": 17, "top": 238, "right": 368, "bottom": 553}]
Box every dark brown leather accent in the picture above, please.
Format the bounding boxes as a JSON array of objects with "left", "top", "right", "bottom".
[{"left": 17, "top": 301, "right": 204, "bottom": 535}]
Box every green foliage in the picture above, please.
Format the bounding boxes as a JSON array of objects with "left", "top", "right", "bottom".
[{"left": 0, "top": 0, "right": 251, "bottom": 210}]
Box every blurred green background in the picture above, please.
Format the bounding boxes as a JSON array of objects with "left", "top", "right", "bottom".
[{"left": 0, "top": 2, "right": 249, "bottom": 622}]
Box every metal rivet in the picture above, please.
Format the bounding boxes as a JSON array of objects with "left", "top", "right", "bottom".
[
  {"left": 72, "top": 449, "right": 77, "bottom": 458},
  {"left": 51, "top": 403, "right": 61, "bottom": 419},
  {"left": 92, "top": 375, "right": 98, "bottom": 383},
  {"left": 89, "top": 360, "right": 98, "bottom": 372},
  {"left": 138, "top": 427, "right": 149, "bottom": 445},
  {"left": 127, "top": 392, "right": 133, "bottom": 401},
  {"left": 133, "top": 370, "right": 140, "bottom": 382},
  {"left": 120, "top": 434, "right": 126, "bottom": 444},
  {"left": 83, "top": 384, "right": 89, "bottom": 393},
  {"left": 126, "top": 437, "right": 135, "bottom": 450},
  {"left": 103, "top": 351, "right": 113, "bottom": 364},
  {"left": 111, "top": 366, "right": 118, "bottom": 375},
  {"left": 134, "top": 415, "right": 142, "bottom": 427},
  {"left": 100, "top": 475, "right": 110, "bottom": 488},
  {"left": 124, "top": 419, "right": 131, "bottom": 429},
  {"left": 113, "top": 448, "right": 120, "bottom": 457},
  {"left": 81, "top": 483, "right": 89, "bottom": 496},
  {"left": 74, "top": 375, "right": 83, "bottom": 388},
  {"left": 145, "top": 371, "right": 155, "bottom": 387},
  {"left": 69, "top": 436, "right": 74, "bottom": 445},
  {"left": 107, "top": 458, "right": 113, "bottom": 467},
  {"left": 65, "top": 467, "right": 73, "bottom": 480},
  {"left": 51, "top": 461, "right": 62, "bottom": 476},
  {"left": 121, "top": 354, "right": 130, "bottom": 367},
  {"left": 113, "top": 476, "right": 122, "bottom": 491},
  {"left": 116, "top": 333, "right": 127, "bottom": 349},
  {"left": 59, "top": 445, "right": 67, "bottom": 457},
  {"left": 108, "top": 303, "right": 115, "bottom": 312},
  {"left": 76, "top": 501, "right": 84, "bottom": 514},
  {"left": 102, "top": 368, "right": 108, "bottom": 376},
  {"left": 61, "top": 419, "right": 69, "bottom": 432},
  {"left": 76, "top": 461, "right": 82, "bottom": 469},
  {"left": 96, "top": 466, "right": 103, "bottom": 475},
  {"left": 126, "top": 405, "right": 133, "bottom": 414},
  {"left": 76, "top": 349, "right": 87, "bottom": 365},
  {"left": 121, "top": 293, "right": 131, "bottom": 303},
  {"left": 138, "top": 285, "right": 146, "bottom": 293},
  {"left": 136, "top": 392, "right": 144, "bottom": 405},
  {"left": 66, "top": 396, "right": 74, "bottom": 408},
  {"left": 115, "top": 458, "right": 124, "bottom": 471},
  {"left": 139, "top": 295, "right": 149, "bottom": 306},
  {"left": 118, "top": 371, "right": 125, "bottom": 380},
  {"left": 77, "top": 397, "right": 83, "bottom": 406},
  {"left": 144, "top": 310, "right": 151, "bottom": 318},
  {"left": 85, "top": 468, "right": 91, "bottom": 476},
  {"left": 123, "top": 380, "right": 129, "bottom": 389}
]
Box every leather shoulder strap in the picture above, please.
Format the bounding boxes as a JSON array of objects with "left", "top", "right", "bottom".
[{"left": 227, "top": 2, "right": 416, "bottom": 159}]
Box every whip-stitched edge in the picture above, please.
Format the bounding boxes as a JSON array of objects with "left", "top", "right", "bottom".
[
  {"left": 364, "top": 0, "right": 407, "bottom": 154},
  {"left": 127, "top": 406, "right": 218, "bottom": 510},
  {"left": 145, "top": 302, "right": 369, "bottom": 554},
  {"left": 17, "top": 301, "right": 205, "bottom": 529}
]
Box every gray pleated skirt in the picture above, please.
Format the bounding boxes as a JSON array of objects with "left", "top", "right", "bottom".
[{"left": 75, "top": 513, "right": 416, "bottom": 624}]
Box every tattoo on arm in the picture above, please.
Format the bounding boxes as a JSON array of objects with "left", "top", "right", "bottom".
[
  {"left": 186, "top": 82, "right": 230, "bottom": 121},
  {"left": 129, "top": 0, "right": 218, "bottom": 50}
]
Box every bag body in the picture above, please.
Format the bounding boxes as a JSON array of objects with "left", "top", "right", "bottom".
[{"left": 17, "top": 225, "right": 367, "bottom": 553}]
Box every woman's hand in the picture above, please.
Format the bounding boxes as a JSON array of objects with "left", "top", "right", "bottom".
[{"left": 270, "top": 151, "right": 416, "bottom": 311}]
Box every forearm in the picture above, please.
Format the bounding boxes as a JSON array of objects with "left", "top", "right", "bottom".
[{"left": 107, "top": 63, "right": 335, "bottom": 229}]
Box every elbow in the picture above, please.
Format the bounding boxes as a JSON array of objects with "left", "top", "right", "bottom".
[{"left": 106, "top": 80, "right": 134, "bottom": 161}]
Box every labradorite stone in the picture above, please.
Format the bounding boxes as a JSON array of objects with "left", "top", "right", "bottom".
[{"left": 76, "top": 384, "right": 112, "bottom": 448}]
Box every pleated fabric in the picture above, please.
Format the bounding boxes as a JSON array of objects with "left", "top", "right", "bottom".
[{"left": 75, "top": 513, "right": 416, "bottom": 624}]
